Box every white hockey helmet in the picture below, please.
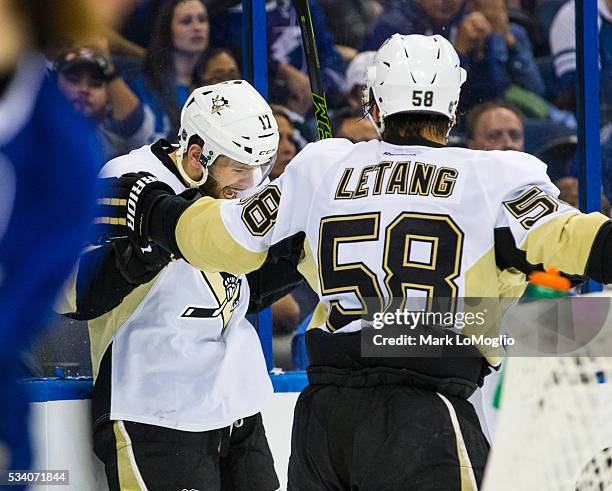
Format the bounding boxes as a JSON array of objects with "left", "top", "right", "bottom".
[
  {"left": 365, "top": 34, "right": 467, "bottom": 133},
  {"left": 176, "top": 80, "right": 279, "bottom": 188}
]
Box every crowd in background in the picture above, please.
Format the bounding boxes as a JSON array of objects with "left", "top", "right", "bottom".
[{"left": 42, "top": 0, "right": 612, "bottom": 370}]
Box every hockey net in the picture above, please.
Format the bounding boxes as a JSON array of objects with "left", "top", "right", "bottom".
[{"left": 482, "top": 294, "right": 612, "bottom": 491}]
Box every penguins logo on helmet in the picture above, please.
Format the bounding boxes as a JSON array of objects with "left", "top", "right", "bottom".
[
  {"left": 211, "top": 94, "right": 230, "bottom": 114},
  {"left": 176, "top": 81, "right": 279, "bottom": 189}
]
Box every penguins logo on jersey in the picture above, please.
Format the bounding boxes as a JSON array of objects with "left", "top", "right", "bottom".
[{"left": 180, "top": 272, "right": 242, "bottom": 324}]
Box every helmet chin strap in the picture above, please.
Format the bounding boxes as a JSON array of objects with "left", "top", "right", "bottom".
[
  {"left": 367, "top": 112, "right": 384, "bottom": 139},
  {"left": 364, "top": 89, "right": 384, "bottom": 139},
  {"left": 445, "top": 115, "right": 457, "bottom": 141},
  {"left": 175, "top": 146, "right": 209, "bottom": 188}
]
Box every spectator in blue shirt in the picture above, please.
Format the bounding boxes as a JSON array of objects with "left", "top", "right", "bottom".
[
  {"left": 360, "top": 0, "right": 544, "bottom": 112},
  {"left": 128, "top": 0, "right": 209, "bottom": 140}
]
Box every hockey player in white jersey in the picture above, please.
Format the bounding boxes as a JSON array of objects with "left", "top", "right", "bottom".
[
  {"left": 59, "top": 81, "right": 299, "bottom": 490},
  {"left": 94, "top": 34, "right": 612, "bottom": 490}
]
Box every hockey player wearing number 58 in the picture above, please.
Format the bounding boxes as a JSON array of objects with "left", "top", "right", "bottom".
[
  {"left": 94, "top": 34, "right": 612, "bottom": 490},
  {"left": 57, "top": 81, "right": 303, "bottom": 490}
]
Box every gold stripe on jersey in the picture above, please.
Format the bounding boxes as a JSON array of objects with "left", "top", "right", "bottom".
[
  {"left": 520, "top": 211, "right": 608, "bottom": 275},
  {"left": 297, "top": 238, "right": 319, "bottom": 292},
  {"left": 97, "top": 198, "right": 128, "bottom": 206},
  {"left": 94, "top": 217, "right": 128, "bottom": 226},
  {"left": 307, "top": 302, "right": 330, "bottom": 331},
  {"left": 436, "top": 394, "right": 478, "bottom": 491},
  {"left": 113, "top": 421, "right": 146, "bottom": 490},
  {"left": 176, "top": 197, "right": 267, "bottom": 274},
  {"left": 89, "top": 277, "right": 159, "bottom": 380}
]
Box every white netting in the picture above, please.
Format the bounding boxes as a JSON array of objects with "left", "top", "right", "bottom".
[{"left": 483, "top": 293, "right": 612, "bottom": 491}]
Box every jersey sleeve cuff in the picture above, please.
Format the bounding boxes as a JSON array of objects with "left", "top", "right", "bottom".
[{"left": 149, "top": 189, "right": 202, "bottom": 258}]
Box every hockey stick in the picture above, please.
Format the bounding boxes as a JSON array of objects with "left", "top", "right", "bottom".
[
  {"left": 292, "top": 0, "right": 332, "bottom": 140},
  {"left": 181, "top": 298, "right": 229, "bottom": 319}
]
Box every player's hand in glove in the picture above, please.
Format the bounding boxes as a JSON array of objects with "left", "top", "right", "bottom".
[
  {"left": 114, "top": 239, "right": 172, "bottom": 285},
  {"left": 93, "top": 172, "right": 177, "bottom": 249}
]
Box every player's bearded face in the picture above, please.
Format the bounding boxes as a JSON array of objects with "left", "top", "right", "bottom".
[{"left": 200, "top": 156, "right": 255, "bottom": 200}]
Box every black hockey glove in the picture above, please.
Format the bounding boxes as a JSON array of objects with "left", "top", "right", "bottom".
[
  {"left": 94, "top": 172, "right": 177, "bottom": 248},
  {"left": 93, "top": 172, "right": 202, "bottom": 257},
  {"left": 66, "top": 239, "right": 172, "bottom": 321},
  {"left": 114, "top": 239, "right": 172, "bottom": 285}
]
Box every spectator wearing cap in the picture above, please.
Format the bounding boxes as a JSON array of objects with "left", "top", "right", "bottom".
[
  {"left": 344, "top": 51, "right": 376, "bottom": 109},
  {"left": 55, "top": 44, "right": 155, "bottom": 160},
  {"left": 360, "top": 0, "right": 544, "bottom": 112}
]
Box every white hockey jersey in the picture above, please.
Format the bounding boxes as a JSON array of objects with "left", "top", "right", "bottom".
[
  {"left": 89, "top": 141, "right": 272, "bottom": 431},
  {"left": 175, "top": 137, "right": 607, "bottom": 318}
]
